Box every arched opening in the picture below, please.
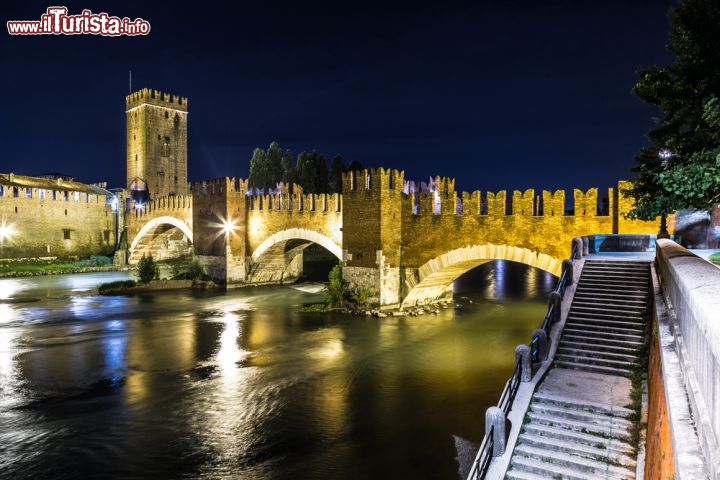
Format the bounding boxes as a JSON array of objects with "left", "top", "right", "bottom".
[
  {"left": 128, "top": 216, "right": 193, "bottom": 264},
  {"left": 249, "top": 229, "right": 342, "bottom": 285},
  {"left": 402, "top": 244, "right": 561, "bottom": 307}
]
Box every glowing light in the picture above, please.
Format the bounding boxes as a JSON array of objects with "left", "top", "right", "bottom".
[
  {"left": 222, "top": 219, "right": 236, "bottom": 234},
  {"left": 658, "top": 149, "right": 673, "bottom": 160},
  {"left": 0, "top": 222, "right": 13, "bottom": 241},
  {"left": 134, "top": 202, "right": 145, "bottom": 211}
]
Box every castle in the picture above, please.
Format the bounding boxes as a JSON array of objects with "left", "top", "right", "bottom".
[{"left": 126, "top": 88, "right": 189, "bottom": 199}]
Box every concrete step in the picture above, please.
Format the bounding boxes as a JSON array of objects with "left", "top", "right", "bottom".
[
  {"left": 517, "top": 432, "right": 636, "bottom": 468},
  {"left": 557, "top": 345, "right": 638, "bottom": 363},
  {"left": 573, "top": 289, "right": 648, "bottom": 299},
  {"left": 572, "top": 300, "right": 647, "bottom": 312},
  {"left": 566, "top": 316, "right": 646, "bottom": 332},
  {"left": 561, "top": 333, "right": 643, "bottom": 349},
  {"left": 526, "top": 411, "right": 631, "bottom": 441},
  {"left": 582, "top": 271, "right": 648, "bottom": 278},
  {"left": 505, "top": 470, "right": 552, "bottom": 480},
  {"left": 532, "top": 392, "right": 635, "bottom": 419},
  {"left": 554, "top": 358, "right": 632, "bottom": 377},
  {"left": 573, "top": 293, "right": 648, "bottom": 307},
  {"left": 555, "top": 352, "right": 635, "bottom": 371},
  {"left": 530, "top": 402, "right": 633, "bottom": 429},
  {"left": 513, "top": 444, "right": 636, "bottom": 479},
  {"left": 576, "top": 285, "right": 648, "bottom": 295},
  {"left": 565, "top": 320, "right": 644, "bottom": 336},
  {"left": 576, "top": 282, "right": 648, "bottom": 293},
  {"left": 580, "top": 274, "right": 648, "bottom": 283},
  {"left": 570, "top": 307, "right": 647, "bottom": 321},
  {"left": 562, "top": 327, "right": 644, "bottom": 343},
  {"left": 584, "top": 260, "right": 650, "bottom": 267},
  {"left": 558, "top": 339, "right": 640, "bottom": 356},
  {"left": 510, "top": 456, "right": 596, "bottom": 480},
  {"left": 523, "top": 423, "right": 636, "bottom": 459}
]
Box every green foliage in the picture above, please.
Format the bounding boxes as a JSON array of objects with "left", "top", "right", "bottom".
[
  {"left": 137, "top": 254, "right": 159, "bottom": 284},
  {"left": 299, "top": 303, "right": 328, "bottom": 313},
  {"left": 628, "top": 0, "right": 720, "bottom": 218},
  {"left": 98, "top": 279, "right": 137, "bottom": 294},
  {"left": 171, "top": 259, "right": 205, "bottom": 280},
  {"left": 353, "top": 286, "right": 374, "bottom": 310},
  {"left": 296, "top": 151, "right": 329, "bottom": 193},
  {"left": 709, "top": 252, "right": 720, "bottom": 265},
  {"left": 328, "top": 155, "right": 345, "bottom": 193},
  {"left": 325, "top": 263, "right": 347, "bottom": 308},
  {"left": 248, "top": 147, "right": 269, "bottom": 190}
]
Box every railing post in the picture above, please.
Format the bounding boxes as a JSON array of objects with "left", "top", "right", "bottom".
[
  {"left": 532, "top": 329, "right": 549, "bottom": 361},
  {"left": 582, "top": 236, "right": 589, "bottom": 256},
  {"left": 485, "top": 406, "right": 506, "bottom": 457},
  {"left": 572, "top": 237, "right": 583, "bottom": 259},
  {"left": 562, "top": 259, "right": 574, "bottom": 286},
  {"left": 515, "top": 345, "right": 531, "bottom": 382},
  {"left": 548, "top": 291, "right": 561, "bottom": 324}
]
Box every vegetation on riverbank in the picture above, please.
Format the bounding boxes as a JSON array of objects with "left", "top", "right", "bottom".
[
  {"left": 710, "top": 252, "right": 720, "bottom": 266},
  {"left": 0, "top": 256, "right": 114, "bottom": 277}
]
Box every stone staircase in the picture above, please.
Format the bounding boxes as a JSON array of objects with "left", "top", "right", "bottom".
[
  {"left": 555, "top": 260, "right": 650, "bottom": 377},
  {"left": 507, "top": 260, "right": 650, "bottom": 480}
]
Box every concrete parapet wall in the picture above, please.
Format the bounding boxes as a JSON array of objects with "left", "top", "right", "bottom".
[{"left": 656, "top": 239, "right": 719, "bottom": 478}]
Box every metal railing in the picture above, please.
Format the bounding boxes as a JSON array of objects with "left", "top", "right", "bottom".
[{"left": 469, "top": 242, "right": 579, "bottom": 479}]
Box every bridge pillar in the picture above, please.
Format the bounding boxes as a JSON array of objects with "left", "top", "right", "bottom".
[
  {"left": 341, "top": 169, "right": 404, "bottom": 307},
  {"left": 191, "top": 178, "right": 249, "bottom": 284}
]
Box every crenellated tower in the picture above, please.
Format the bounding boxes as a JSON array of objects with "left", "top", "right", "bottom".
[{"left": 126, "top": 88, "right": 189, "bottom": 199}]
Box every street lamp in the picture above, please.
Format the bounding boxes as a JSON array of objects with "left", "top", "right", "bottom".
[{"left": 221, "top": 219, "right": 236, "bottom": 235}]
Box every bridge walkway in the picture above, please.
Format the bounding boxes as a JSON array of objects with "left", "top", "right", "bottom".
[{"left": 506, "top": 260, "right": 651, "bottom": 479}]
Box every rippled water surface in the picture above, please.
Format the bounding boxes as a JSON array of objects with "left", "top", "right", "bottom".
[{"left": 0, "top": 262, "right": 554, "bottom": 479}]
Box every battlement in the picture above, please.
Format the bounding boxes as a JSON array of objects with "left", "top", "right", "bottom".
[
  {"left": 191, "top": 177, "right": 249, "bottom": 196},
  {"left": 342, "top": 167, "right": 404, "bottom": 192},
  {"left": 129, "top": 194, "right": 192, "bottom": 218},
  {"left": 402, "top": 186, "right": 614, "bottom": 217},
  {"left": 126, "top": 88, "right": 188, "bottom": 111},
  {"left": 249, "top": 192, "right": 342, "bottom": 213}
]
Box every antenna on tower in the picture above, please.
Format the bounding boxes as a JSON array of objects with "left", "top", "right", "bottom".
[{"left": 129, "top": 70, "right": 132, "bottom": 93}]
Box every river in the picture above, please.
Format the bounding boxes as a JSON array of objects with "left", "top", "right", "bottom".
[{"left": 0, "top": 261, "right": 554, "bottom": 479}]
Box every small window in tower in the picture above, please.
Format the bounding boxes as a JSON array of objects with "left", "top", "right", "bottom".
[
  {"left": 103, "top": 230, "right": 110, "bottom": 242},
  {"left": 165, "top": 111, "right": 169, "bottom": 119},
  {"left": 174, "top": 114, "right": 179, "bottom": 127},
  {"left": 163, "top": 137, "right": 170, "bottom": 157},
  {"left": 158, "top": 134, "right": 161, "bottom": 140},
  {"left": 26, "top": 189, "right": 32, "bottom": 199},
  {"left": 133, "top": 135, "right": 136, "bottom": 140},
  {"left": 13, "top": 187, "right": 19, "bottom": 198},
  {"left": 63, "top": 229, "right": 71, "bottom": 240}
]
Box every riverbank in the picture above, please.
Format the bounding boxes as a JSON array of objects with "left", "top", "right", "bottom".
[
  {"left": 0, "top": 262, "right": 116, "bottom": 278},
  {"left": 98, "top": 278, "right": 218, "bottom": 295}
]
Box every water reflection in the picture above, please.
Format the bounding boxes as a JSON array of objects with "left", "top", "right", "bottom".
[{"left": 0, "top": 262, "right": 554, "bottom": 479}]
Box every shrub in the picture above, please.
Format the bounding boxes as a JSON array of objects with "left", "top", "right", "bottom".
[
  {"left": 353, "top": 286, "right": 374, "bottom": 310},
  {"left": 710, "top": 252, "right": 720, "bottom": 266},
  {"left": 325, "top": 263, "right": 347, "bottom": 308},
  {"left": 98, "top": 280, "right": 137, "bottom": 294},
  {"left": 137, "top": 254, "right": 159, "bottom": 284}
]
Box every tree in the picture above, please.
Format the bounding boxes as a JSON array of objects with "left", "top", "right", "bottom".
[
  {"left": 266, "top": 141, "right": 284, "bottom": 187},
  {"left": 280, "top": 148, "right": 295, "bottom": 185},
  {"left": 325, "top": 263, "right": 347, "bottom": 308},
  {"left": 347, "top": 160, "right": 363, "bottom": 172},
  {"left": 628, "top": 0, "right": 720, "bottom": 220},
  {"left": 137, "top": 254, "right": 159, "bottom": 284},
  {"left": 248, "top": 148, "right": 269, "bottom": 190},
  {"left": 329, "top": 155, "right": 345, "bottom": 193},
  {"left": 295, "top": 151, "right": 329, "bottom": 193}
]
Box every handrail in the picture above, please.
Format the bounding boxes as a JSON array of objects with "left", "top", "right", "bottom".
[
  {"left": 469, "top": 425, "right": 495, "bottom": 480},
  {"left": 470, "top": 241, "right": 579, "bottom": 479}
]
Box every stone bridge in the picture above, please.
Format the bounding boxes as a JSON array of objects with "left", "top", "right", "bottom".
[
  {"left": 124, "top": 168, "right": 664, "bottom": 308},
  {"left": 124, "top": 195, "right": 193, "bottom": 264}
]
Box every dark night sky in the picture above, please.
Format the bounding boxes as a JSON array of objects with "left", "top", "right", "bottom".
[{"left": 1, "top": 0, "right": 676, "bottom": 193}]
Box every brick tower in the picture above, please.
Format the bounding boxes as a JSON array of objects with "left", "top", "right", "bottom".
[{"left": 126, "top": 88, "right": 188, "bottom": 199}]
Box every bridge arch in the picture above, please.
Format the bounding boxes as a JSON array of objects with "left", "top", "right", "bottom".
[
  {"left": 247, "top": 228, "right": 342, "bottom": 284},
  {"left": 402, "top": 244, "right": 561, "bottom": 306},
  {"left": 251, "top": 228, "right": 342, "bottom": 262},
  {"left": 128, "top": 215, "right": 193, "bottom": 263}
]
